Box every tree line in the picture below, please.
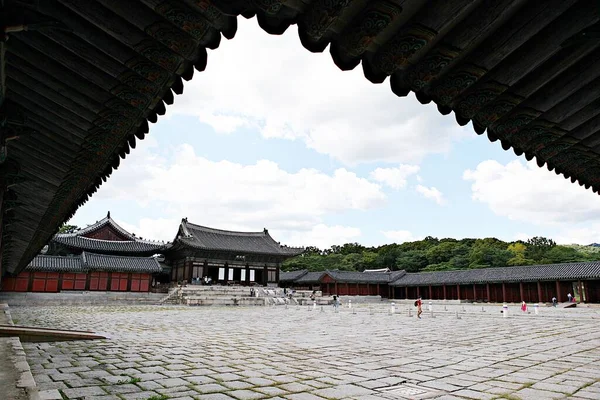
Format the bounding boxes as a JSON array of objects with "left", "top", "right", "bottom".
[{"left": 282, "top": 236, "right": 600, "bottom": 273}]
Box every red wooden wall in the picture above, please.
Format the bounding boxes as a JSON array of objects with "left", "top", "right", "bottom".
[{"left": 1, "top": 272, "right": 152, "bottom": 292}]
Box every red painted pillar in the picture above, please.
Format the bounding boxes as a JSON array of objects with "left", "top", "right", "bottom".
[
  {"left": 457, "top": 284, "right": 461, "bottom": 300},
  {"left": 502, "top": 283, "right": 506, "bottom": 303},
  {"left": 555, "top": 280, "right": 561, "bottom": 302},
  {"left": 443, "top": 285, "right": 447, "bottom": 300},
  {"left": 486, "top": 283, "right": 491, "bottom": 302},
  {"left": 417, "top": 286, "right": 420, "bottom": 298},
  {"left": 428, "top": 285, "right": 432, "bottom": 299},
  {"left": 537, "top": 281, "right": 543, "bottom": 303},
  {"left": 473, "top": 284, "right": 477, "bottom": 301},
  {"left": 519, "top": 282, "right": 525, "bottom": 302}
]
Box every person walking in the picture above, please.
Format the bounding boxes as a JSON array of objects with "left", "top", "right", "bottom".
[
  {"left": 552, "top": 296, "right": 557, "bottom": 307},
  {"left": 567, "top": 293, "right": 572, "bottom": 303},
  {"left": 521, "top": 301, "right": 527, "bottom": 312},
  {"left": 416, "top": 297, "right": 423, "bottom": 319}
]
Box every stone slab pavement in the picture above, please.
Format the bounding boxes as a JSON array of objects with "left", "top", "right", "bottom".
[{"left": 10, "top": 303, "right": 600, "bottom": 400}]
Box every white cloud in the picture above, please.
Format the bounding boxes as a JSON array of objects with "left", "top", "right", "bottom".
[
  {"left": 370, "top": 165, "right": 420, "bottom": 190},
  {"left": 284, "top": 224, "right": 362, "bottom": 249},
  {"left": 554, "top": 226, "right": 600, "bottom": 246},
  {"left": 513, "top": 232, "right": 531, "bottom": 242},
  {"left": 85, "top": 142, "right": 385, "bottom": 248},
  {"left": 173, "top": 19, "right": 468, "bottom": 165},
  {"left": 463, "top": 159, "right": 600, "bottom": 225},
  {"left": 416, "top": 184, "right": 445, "bottom": 205},
  {"left": 381, "top": 230, "right": 423, "bottom": 244}
]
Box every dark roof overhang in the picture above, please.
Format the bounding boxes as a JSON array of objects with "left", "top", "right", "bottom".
[{"left": 1, "top": 0, "right": 599, "bottom": 276}]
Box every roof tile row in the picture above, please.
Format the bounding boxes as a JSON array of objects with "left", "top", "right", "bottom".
[
  {"left": 26, "top": 252, "right": 162, "bottom": 274},
  {"left": 282, "top": 262, "right": 600, "bottom": 286}
]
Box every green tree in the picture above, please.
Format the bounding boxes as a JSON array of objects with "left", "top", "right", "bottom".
[
  {"left": 525, "top": 236, "right": 556, "bottom": 262},
  {"left": 58, "top": 224, "right": 79, "bottom": 234},
  {"left": 506, "top": 242, "right": 535, "bottom": 266},
  {"left": 545, "top": 246, "right": 583, "bottom": 264},
  {"left": 339, "top": 243, "right": 366, "bottom": 255},
  {"left": 426, "top": 241, "right": 460, "bottom": 265},
  {"left": 469, "top": 238, "right": 511, "bottom": 268},
  {"left": 395, "top": 250, "right": 429, "bottom": 272}
]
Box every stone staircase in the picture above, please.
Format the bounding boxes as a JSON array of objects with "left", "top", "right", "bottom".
[{"left": 166, "top": 286, "right": 263, "bottom": 306}]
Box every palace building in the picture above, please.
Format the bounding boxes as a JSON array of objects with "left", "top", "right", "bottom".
[
  {"left": 166, "top": 218, "right": 303, "bottom": 286},
  {"left": 280, "top": 262, "right": 600, "bottom": 304},
  {"left": 0, "top": 213, "right": 303, "bottom": 293}
]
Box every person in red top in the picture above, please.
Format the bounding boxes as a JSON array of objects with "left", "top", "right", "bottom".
[{"left": 416, "top": 297, "right": 423, "bottom": 319}]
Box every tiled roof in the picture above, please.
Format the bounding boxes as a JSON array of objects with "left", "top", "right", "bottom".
[
  {"left": 62, "top": 214, "right": 137, "bottom": 240},
  {"left": 25, "top": 252, "right": 162, "bottom": 274},
  {"left": 26, "top": 255, "right": 85, "bottom": 273},
  {"left": 84, "top": 253, "right": 162, "bottom": 273},
  {"left": 176, "top": 220, "right": 304, "bottom": 256},
  {"left": 53, "top": 235, "right": 169, "bottom": 254},
  {"left": 294, "top": 271, "right": 327, "bottom": 284},
  {"left": 279, "top": 270, "right": 309, "bottom": 282},
  {"left": 283, "top": 269, "right": 407, "bottom": 284},
  {"left": 326, "top": 270, "right": 407, "bottom": 284},
  {"left": 390, "top": 262, "right": 600, "bottom": 286}
]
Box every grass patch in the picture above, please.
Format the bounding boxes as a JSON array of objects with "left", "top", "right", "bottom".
[
  {"left": 117, "top": 376, "right": 141, "bottom": 385},
  {"left": 520, "top": 382, "right": 534, "bottom": 389},
  {"left": 146, "top": 395, "right": 169, "bottom": 400},
  {"left": 492, "top": 394, "right": 521, "bottom": 400}
]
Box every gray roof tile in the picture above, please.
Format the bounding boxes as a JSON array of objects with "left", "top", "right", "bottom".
[
  {"left": 280, "top": 270, "right": 308, "bottom": 282},
  {"left": 84, "top": 253, "right": 162, "bottom": 273},
  {"left": 390, "top": 262, "right": 600, "bottom": 286},
  {"left": 26, "top": 255, "right": 85, "bottom": 273},
  {"left": 176, "top": 220, "right": 304, "bottom": 256},
  {"left": 26, "top": 252, "right": 162, "bottom": 274},
  {"left": 53, "top": 235, "right": 169, "bottom": 254}
]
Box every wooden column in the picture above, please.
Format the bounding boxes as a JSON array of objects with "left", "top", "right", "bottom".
[
  {"left": 224, "top": 263, "right": 229, "bottom": 285},
  {"left": 473, "top": 284, "right": 477, "bottom": 301},
  {"left": 356, "top": 283, "right": 359, "bottom": 295},
  {"left": 245, "top": 263, "right": 250, "bottom": 285},
  {"left": 377, "top": 283, "right": 380, "bottom": 296},
  {"left": 555, "top": 280, "right": 561, "bottom": 302},
  {"left": 456, "top": 285, "right": 461, "bottom": 300},
  {"left": 578, "top": 280, "right": 583, "bottom": 302},
  {"left": 519, "top": 282, "right": 524, "bottom": 301},
  {"left": 537, "top": 281, "right": 543, "bottom": 303},
  {"left": 429, "top": 285, "right": 433, "bottom": 299},
  {"left": 334, "top": 281, "right": 338, "bottom": 294},
  {"left": 443, "top": 284, "right": 447, "bottom": 300},
  {"left": 502, "top": 283, "right": 506, "bottom": 303},
  {"left": 486, "top": 283, "right": 490, "bottom": 302},
  {"left": 389, "top": 285, "right": 393, "bottom": 299},
  {"left": 275, "top": 266, "right": 280, "bottom": 284},
  {"left": 417, "top": 286, "right": 420, "bottom": 298},
  {"left": 345, "top": 282, "right": 349, "bottom": 295},
  {"left": 367, "top": 283, "right": 370, "bottom": 295},
  {"left": 263, "top": 265, "right": 268, "bottom": 286},
  {"left": 405, "top": 287, "right": 408, "bottom": 299}
]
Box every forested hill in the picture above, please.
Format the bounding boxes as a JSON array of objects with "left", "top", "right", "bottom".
[{"left": 282, "top": 237, "right": 600, "bottom": 273}]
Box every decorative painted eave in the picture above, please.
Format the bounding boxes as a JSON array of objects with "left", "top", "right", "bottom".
[{"left": 2, "top": 0, "right": 599, "bottom": 275}]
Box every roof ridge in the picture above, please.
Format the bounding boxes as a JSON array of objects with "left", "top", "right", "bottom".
[
  {"left": 62, "top": 213, "right": 138, "bottom": 240},
  {"left": 185, "top": 221, "right": 267, "bottom": 237}
]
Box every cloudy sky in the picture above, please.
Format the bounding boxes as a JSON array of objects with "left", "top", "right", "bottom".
[{"left": 69, "top": 19, "right": 600, "bottom": 249}]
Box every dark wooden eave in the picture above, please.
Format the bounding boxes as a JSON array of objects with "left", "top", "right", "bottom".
[{"left": 0, "top": 0, "right": 599, "bottom": 275}]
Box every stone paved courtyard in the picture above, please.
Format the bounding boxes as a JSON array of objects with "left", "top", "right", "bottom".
[{"left": 10, "top": 303, "right": 600, "bottom": 400}]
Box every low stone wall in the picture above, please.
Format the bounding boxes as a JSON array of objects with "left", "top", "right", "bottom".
[
  {"left": 0, "top": 304, "right": 37, "bottom": 400},
  {"left": 0, "top": 291, "right": 165, "bottom": 306}
]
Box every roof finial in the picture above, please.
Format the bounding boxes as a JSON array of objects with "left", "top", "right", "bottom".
[
  {"left": 263, "top": 228, "right": 268, "bottom": 234},
  {"left": 183, "top": 217, "right": 188, "bottom": 223},
  {"left": 107, "top": 211, "right": 111, "bottom": 219}
]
